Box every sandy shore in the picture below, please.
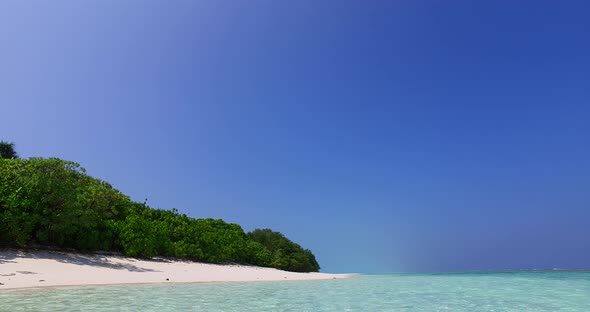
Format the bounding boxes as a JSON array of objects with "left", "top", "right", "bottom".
[{"left": 0, "top": 250, "right": 352, "bottom": 290}]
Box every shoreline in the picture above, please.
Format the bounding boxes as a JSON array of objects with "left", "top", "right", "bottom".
[{"left": 0, "top": 249, "right": 353, "bottom": 290}]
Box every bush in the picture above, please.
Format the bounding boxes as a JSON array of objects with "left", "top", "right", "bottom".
[
  {"left": 249, "top": 229, "right": 320, "bottom": 272},
  {"left": 0, "top": 156, "right": 321, "bottom": 272}
]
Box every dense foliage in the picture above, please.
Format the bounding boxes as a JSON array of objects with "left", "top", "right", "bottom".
[
  {"left": 0, "top": 141, "right": 18, "bottom": 159},
  {"left": 249, "top": 229, "right": 320, "bottom": 272},
  {"left": 0, "top": 156, "right": 320, "bottom": 272}
]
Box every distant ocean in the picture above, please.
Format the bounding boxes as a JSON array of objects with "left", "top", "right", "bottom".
[{"left": 2, "top": 272, "right": 589, "bottom": 311}]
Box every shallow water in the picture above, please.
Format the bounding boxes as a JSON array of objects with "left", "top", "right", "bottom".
[{"left": 1, "top": 272, "right": 589, "bottom": 311}]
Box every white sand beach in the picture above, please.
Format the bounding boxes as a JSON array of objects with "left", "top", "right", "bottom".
[{"left": 0, "top": 250, "right": 352, "bottom": 290}]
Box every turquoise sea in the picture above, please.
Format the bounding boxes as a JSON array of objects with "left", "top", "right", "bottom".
[{"left": 1, "top": 272, "right": 589, "bottom": 311}]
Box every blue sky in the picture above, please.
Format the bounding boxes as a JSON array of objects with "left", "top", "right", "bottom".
[{"left": 2, "top": 1, "right": 589, "bottom": 273}]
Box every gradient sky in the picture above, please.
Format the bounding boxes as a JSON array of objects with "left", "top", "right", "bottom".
[{"left": 2, "top": 1, "right": 590, "bottom": 273}]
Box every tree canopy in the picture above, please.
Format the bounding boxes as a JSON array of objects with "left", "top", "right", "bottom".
[
  {"left": 0, "top": 141, "right": 18, "bottom": 159},
  {"left": 0, "top": 149, "right": 320, "bottom": 272},
  {"left": 249, "top": 229, "right": 320, "bottom": 272}
]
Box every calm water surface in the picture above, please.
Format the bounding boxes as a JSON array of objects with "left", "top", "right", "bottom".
[{"left": 1, "top": 272, "right": 589, "bottom": 311}]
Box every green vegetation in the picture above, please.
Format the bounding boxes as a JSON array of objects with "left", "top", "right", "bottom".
[
  {"left": 249, "top": 229, "right": 320, "bottom": 272},
  {"left": 0, "top": 146, "right": 320, "bottom": 272},
  {"left": 0, "top": 141, "right": 18, "bottom": 159}
]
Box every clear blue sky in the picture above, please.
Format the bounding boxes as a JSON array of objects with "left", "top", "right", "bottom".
[{"left": 2, "top": 1, "right": 589, "bottom": 273}]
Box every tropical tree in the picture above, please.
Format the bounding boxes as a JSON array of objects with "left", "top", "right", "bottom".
[
  {"left": 248, "top": 229, "right": 320, "bottom": 272},
  {"left": 0, "top": 147, "right": 322, "bottom": 272},
  {"left": 0, "top": 141, "right": 18, "bottom": 159}
]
